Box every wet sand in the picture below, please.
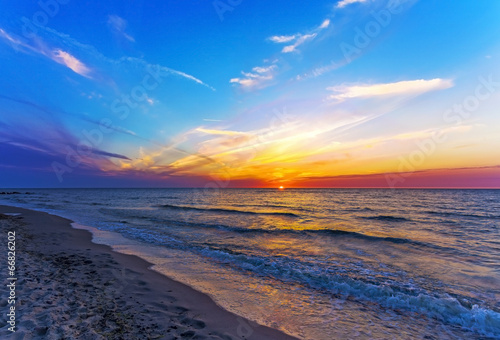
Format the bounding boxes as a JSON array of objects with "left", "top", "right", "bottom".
[{"left": 0, "top": 205, "right": 297, "bottom": 339}]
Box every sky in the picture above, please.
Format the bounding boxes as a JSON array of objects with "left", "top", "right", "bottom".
[{"left": 0, "top": 0, "right": 499, "bottom": 188}]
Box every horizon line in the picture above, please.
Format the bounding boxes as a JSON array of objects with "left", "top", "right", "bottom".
[{"left": 1, "top": 187, "right": 499, "bottom": 190}]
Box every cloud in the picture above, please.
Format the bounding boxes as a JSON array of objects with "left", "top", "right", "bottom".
[
  {"left": 0, "top": 27, "right": 93, "bottom": 78},
  {"left": 0, "top": 94, "right": 226, "bottom": 183},
  {"left": 0, "top": 113, "right": 131, "bottom": 171},
  {"left": 92, "top": 149, "right": 131, "bottom": 160},
  {"left": 327, "top": 78, "right": 454, "bottom": 101},
  {"left": 0, "top": 94, "right": 148, "bottom": 145},
  {"left": 160, "top": 112, "right": 370, "bottom": 180},
  {"left": 269, "top": 18, "right": 329, "bottom": 54},
  {"left": 282, "top": 33, "right": 317, "bottom": 53},
  {"left": 116, "top": 58, "right": 215, "bottom": 91},
  {"left": 230, "top": 64, "right": 277, "bottom": 89},
  {"left": 50, "top": 49, "right": 92, "bottom": 78},
  {"left": 252, "top": 65, "right": 276, "bottom": 74},
  {"left": 319, "top": 19, "right": 331, "bottom": 29},
  {"left": 107, "top": 15, "right": 135, "bottom": 42},
  {"left": 0, "top": 28, "right": 23, "bottom": 47},
  {"left": 196, "top": 128, "right": 255, "bottom": 150},
  {"left": 269, "top": 35, "right": 297, "bottom": 43},
  {"left": 237, "top": 17, "right": 332, "bottom": 87},
  {"left": 297, "top": 60, "right": 347, "bottom": 81},
  {"left": 336, "top": 0, "right": 369, "bottom": 9},
  {"left": 0, "top": 26, "right": 214, "bottom": 89},
  {"left": 293, "top": 165, "right": 500, "bottom": 188},
  {"left": 196, "top": 128, "right": 249, "bottom": 136},
  {"left": 168, "top": 67, "right": 215, "bottom": 90}
]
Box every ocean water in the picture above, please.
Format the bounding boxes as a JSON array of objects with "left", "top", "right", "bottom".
[{"left": 1, "top": 188, "right": 499, "bottom": 339}]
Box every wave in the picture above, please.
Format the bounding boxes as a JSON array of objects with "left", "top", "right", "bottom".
[
  {"left": 343, "top": 207, "right": 375, "bottom": 212},
  {"left": 94, "top": 207, "right": 457, "bottom": 254},
  {"left": 96, "top": 207, "right": 443, "bottom": 250},
  {"left": 300, "top": 229, "right": 450, "bottom": 250},
  {"left": 203, "top": 225, "right": 460, "bottom": 253},
  {"left": 200, "top": 246, "right": 500, "bottom": 338},
  {"left": 156, "top": 204, "right": 300, "bottom": 217},
  {"left": 425, "top": 210, "right": 500, "bottom": 219},
  {"left": 232, "top": 203, "right": 314, "bottom": 212},
  {"left": 361, "top": 215, "right": 411, "bottom": 222},
  {"left": 88, "top": 202, "right": 109, "bottom": 206}
]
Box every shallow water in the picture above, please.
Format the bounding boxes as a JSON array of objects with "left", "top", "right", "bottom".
[{"left": 2, "top": 188, "right": 499, "bottom": 339}]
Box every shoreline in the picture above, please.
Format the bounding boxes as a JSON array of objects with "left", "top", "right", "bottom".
[{"left": 0, "top": 204, "right": 297, "bottom": 339}]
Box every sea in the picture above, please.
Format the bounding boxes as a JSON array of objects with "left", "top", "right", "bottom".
[{"left": 1, "top": 188, "right": 499, "bottom": 339}]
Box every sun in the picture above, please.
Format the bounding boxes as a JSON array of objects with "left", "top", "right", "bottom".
[{"left": 279, "top": 186, "right": 285, "bottom": 190}]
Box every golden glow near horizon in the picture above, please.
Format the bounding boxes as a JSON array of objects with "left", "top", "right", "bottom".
[{"left": 111, "top": 96, "right": 500, "bottom": 187}]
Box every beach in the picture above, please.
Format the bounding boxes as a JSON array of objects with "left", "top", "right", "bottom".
[{"left": 0, "top": 205, "right": 296, "bottom": 339}]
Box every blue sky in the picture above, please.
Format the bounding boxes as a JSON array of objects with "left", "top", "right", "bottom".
[{"left": 1, "top": 0, "right": 499, "bottom": 188}]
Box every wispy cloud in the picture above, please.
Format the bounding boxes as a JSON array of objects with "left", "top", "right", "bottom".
[
  {"left": 169, "top": 67, "right": 215, "bottom": 90},
  {"left": 107, "top": 15, "right": 135, "bottom": 42},
  {"left": 327, "top": 78, "right": 454, "bottom": 101},
  {"left": 296, "top": 60, "right": 347, "bottom": 81},
  {"left": 282, "top": 33, "right": 318, "bottom": 53},
  {"left": 112, "top": 56, "right": 215, "bottom": 90},
  {"left": 319, "top": 19, "right": 331, "bottom": 29},
  {"left": 336, "top": 0, "right": 369, "bottom": 9},
  {"left": 51, "top": 49, "right": 92, "bottom": 78},
  {"left": 268, "top": 18, "right": 330, "bottom": 54},
  {"left": 0, "top": 94, "right": 144, "bottom": 142},
  {"left": 0, "top": 28, "right": 23, "bottom": 47},
  {"left": 230, "top": 64, "right": 277, "bottom": 89},
  {"left": 0, "top": 109, "right": 131, "bottom": 172},
  {"left": 0, "top": 28, "right": 93, "bottom": 78},
  {"left": 252, "top": 65, "right": 277, "bottom": 74},
  {"left": 0, "top": 26, "right": 214, "bottom": 89},
  {"left": 269, "top": 35, "right": 296, "bottom": 43},
  {"left": 238, "top": 18, "right": 331, "bottom": 88},
  {"left": 92, "top": 149, "right": 131, "bottom": 160},
  {"left": 203, "top": 119, "right": 223, "bottom": 122}
]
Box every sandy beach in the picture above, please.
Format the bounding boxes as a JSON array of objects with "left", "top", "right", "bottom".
[{"left": 0, "top": 205, "right": 297, "bottom": 340}]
